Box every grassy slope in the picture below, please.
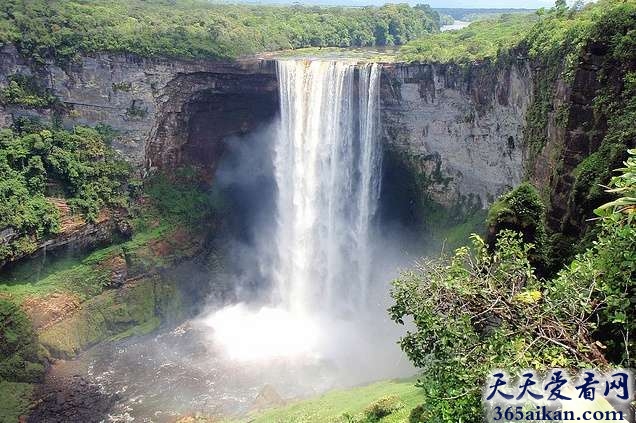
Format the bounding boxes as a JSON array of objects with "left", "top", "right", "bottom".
[
  {"left": 234, "top": 378, "right": 422, "bottom": 423},
  {"left": 0, "top": 381, "right": 34, "bottom": 422}
]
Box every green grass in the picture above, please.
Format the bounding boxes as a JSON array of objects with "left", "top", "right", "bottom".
[
  {"left": 437, "top": 209, "right": 487, "bottom": 252},
  {"left": 233, "top": 378, "right": 422, "bottom": 423},
  {"left": 0, "top": 221, "right": 173, "bottom": 305},
  {"left": 0, "top": 381, "right": 34, "bottom": 423}
]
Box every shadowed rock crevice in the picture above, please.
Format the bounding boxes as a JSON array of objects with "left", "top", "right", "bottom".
[{"left": 146, "top": 70, "right": 278, "bottom": 174}]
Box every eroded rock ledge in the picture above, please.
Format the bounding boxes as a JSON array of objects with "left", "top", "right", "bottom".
[{"left": 0, "top": 44, "right": 278, "bottom": 173}]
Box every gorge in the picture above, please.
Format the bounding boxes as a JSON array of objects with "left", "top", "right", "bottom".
[
  {"left": 1, "top": 1, "right": 634, "bottom": 421},
  {"left": 0, "top": 49, "right": 530, "bottom": 421}
]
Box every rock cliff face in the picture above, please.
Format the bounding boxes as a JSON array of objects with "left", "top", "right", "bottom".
[
  {"left": 1, "top": 45, "right": 536, "bottom": 214},
  {"left": 380, "top": 61, "right": 533, "bottom": 210},
  {"left": 0, "top": 44, "right": 278, "bottom": 173},
  {"left": 528, "top": 49, "right": 608, "bottom": 236}
]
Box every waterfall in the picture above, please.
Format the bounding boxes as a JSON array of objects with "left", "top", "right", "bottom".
[
  {"left": 201, "top": 59, "right": 388, "bottom": 364},
  {"left": 273, "top": 60, "right": 382, "bottom": 315}
]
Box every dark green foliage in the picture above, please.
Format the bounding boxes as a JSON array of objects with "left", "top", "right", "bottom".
[
  {"left": 0, "top": 125, "right": 132, "bottom": 263},
  {"left": 392, "top": 152, "right": 636, "bottom": 421},
  {"left": 144, "top": 167, "right": 225, "bottom": 227},
  {"left": 0, "top": 299, "right": 45, "bottom": 382},
  {"left": 408, "top": 404, "right": 425, "bottom": 423},
  {"left": 585, "top": 149, "right": 636, "bottom": 365},
  {"left": 0, "top": 74, "right": 57, "bottom": 108},
  {"left": 363, "top": 395, "right": 403, "bottom": 421},
  {"left": 487, "top": 183, "right": 548, "bottom": 271},
  {"left": 390, "top": 229, "right": 604, "bottom": 422},
  {"left": 0, "top": 0, "right": 439, "bottom": 63}
]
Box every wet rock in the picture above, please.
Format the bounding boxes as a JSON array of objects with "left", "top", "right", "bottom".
[
  {"left": 250, "top": 384, "right": 286, "bottom": 411},
  {"left": 28, "top": 374, "right": 118, "bottom": 423}
]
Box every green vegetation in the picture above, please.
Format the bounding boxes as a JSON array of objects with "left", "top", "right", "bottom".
[
  {"left": 0, "top": 381, "right": 33, "bottom": 422},
  {"left": 0, "top": 0, "right": 439, "bottom": 63},
  {"left": 0, "top": 299, "right": 45, "bottom": 382},
  {"left": 0, "top": 74, "right": 57, "bottom": 108},
  {"left": 399, "top": 0, "right": 633, "bottom": 67},
  {"left": 390, "top": 151, "right": 636, "bottom": 422},
  {"left": 399, "top": 13, "right": 537, "bottom": 63},
  {"left": 144, "top": 168, "right": 225, "bottom": 227},
  {"left": 0, "top": 162, "right": 221, "bottom": 372},
  {"left": 526, "top": 0, "right": 635, "bottom": 264},
  {"left": 0, "top": 122, "right": 132, "bottom": 263},
  {"left": 38, "top": 275, "right": 182, "bottom": 358},
  {"left": 486, "top": 183, "right": 548, "bottom": 272},
  {"left": 235, "top": 378, "right": 422, "bottom": 423},
  {"left": 407, "top": 0, "right": 634, "bottom": 270},
  {"left": 434, "top": 8, "right": 537, "bottom": 22}
]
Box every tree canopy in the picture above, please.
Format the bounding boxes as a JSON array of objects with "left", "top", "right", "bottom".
[{"left": 0, "top": 0, "right": 439, "bottom": 62}]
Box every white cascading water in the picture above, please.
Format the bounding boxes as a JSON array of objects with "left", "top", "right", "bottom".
[
  {"left": 273, "top": 59, "right": 382, "bottom": 315},
  {"left": 201, "top": 59, "right": 390, "bottom": 368}
]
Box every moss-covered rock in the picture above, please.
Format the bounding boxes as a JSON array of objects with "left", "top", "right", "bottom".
[
  {"left": 0, "top": 299, "right": 46, "bottom": 382},
  {"left": 38, "top": 275, "right": 184, "bottom": 358}
]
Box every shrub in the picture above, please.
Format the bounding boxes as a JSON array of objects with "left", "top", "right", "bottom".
[
  {"left": 0, "top": 75, "right": 57, "bottom": 108},
  {"left": 392, "top": 149, "right": 636, "bottom": 422},
  {"left": 486, "top": 183, "right": 548, "bottom": 272},
  {"left": 363, "top": 395, "right": 404, "bottom": 421}
]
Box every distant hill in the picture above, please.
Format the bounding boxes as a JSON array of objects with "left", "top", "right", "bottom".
[{"left": 435, "top": 8, "right": 536, "bottom": 21}]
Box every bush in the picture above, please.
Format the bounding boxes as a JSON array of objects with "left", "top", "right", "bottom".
[
  {"left": 144, "top": 168, "right": 225, "bottom": 226},
  {"left": 392, "top": 150, "right": 636, "bottom": 422},
  {"left": 0, "top": 74, "right": 57, "bottom": 108},
  {"left": 486, "top": 183, "right": 548, "bottom": 272},
  {"left": 408, "top": 405, "right": 425, "bottom": 423},
  {"left": 363, "top": 395, "right": 404, "bottom": 421}
]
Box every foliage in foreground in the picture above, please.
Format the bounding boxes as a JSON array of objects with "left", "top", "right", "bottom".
[
  {"left": 0, "top": 122, "right": 132, "bottom": 263},
  {"left": 390, "top": 151, "right": 636, "bottom": 421},
  {"left": 0, "top": 0, "right": 439, "bottom": 62}
]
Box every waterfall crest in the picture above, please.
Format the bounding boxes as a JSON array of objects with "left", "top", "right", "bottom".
[{"left": 273, "top": 60, "right": 382, "bottom": 315}]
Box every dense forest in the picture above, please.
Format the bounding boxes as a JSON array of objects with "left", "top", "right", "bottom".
[
  {"left": 0, "top": 0, "right": 439, "bottom": 62},
  {"left": 433, "top": 7, "right": 537, "bottom": 21}
]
